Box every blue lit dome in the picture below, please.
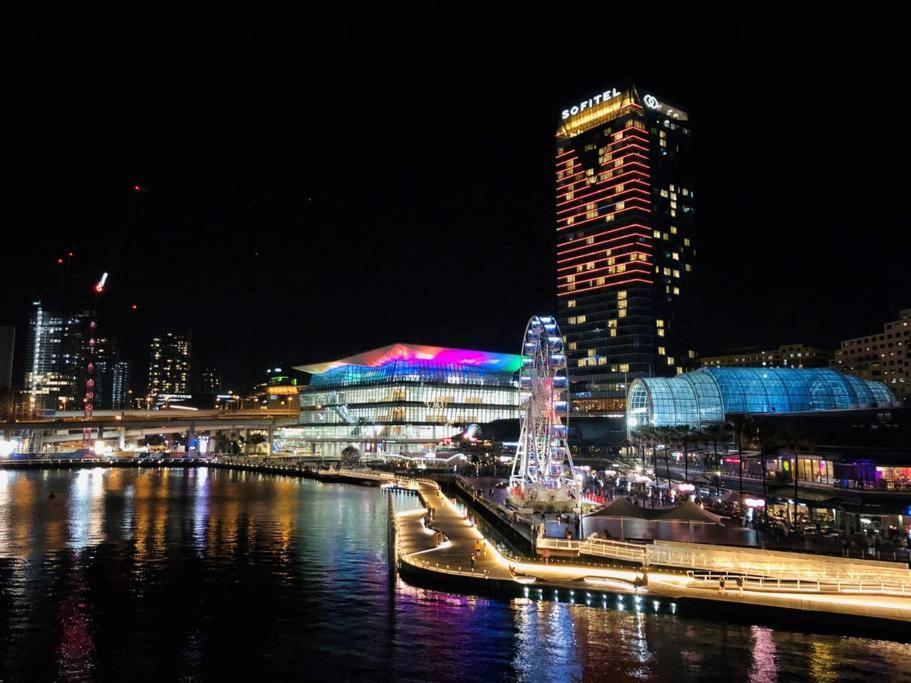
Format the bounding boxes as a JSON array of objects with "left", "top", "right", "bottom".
[{"left": 626, "top": 367, "right": 897, "bottom": 428}]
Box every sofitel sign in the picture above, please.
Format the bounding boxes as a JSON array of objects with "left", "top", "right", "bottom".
[
  {"left": 562, "top": 89, "right": 677, "bottom": 121},
  {"left": 561, "top": 87, "right": 621, "bottom": 120}
]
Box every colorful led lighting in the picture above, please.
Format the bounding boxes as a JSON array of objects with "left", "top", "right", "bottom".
[
  {"left": 556, "top": 180, "right": 651, "bottom": 212},
  {"left": 557, "top": 203, "right": 652, "bottom": 231},
  {"left": 557, "top": 277, "right": 653, "bottom": 296},
  {"left": 557, "top": 236, "right": 654, "bottom": 262},
  {"left": 297, "top": 343, "right": 523, "bottom": 375}
]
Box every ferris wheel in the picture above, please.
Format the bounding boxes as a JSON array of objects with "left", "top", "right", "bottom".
[{"left": 509, "top": 315, "right": 578, "bottom": 510}]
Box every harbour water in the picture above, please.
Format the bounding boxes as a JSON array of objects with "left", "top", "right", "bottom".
[{"left": 1, "top": 467, "right": 910, "bottom": 681}]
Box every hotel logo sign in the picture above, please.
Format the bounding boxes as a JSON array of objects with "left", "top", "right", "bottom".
[
  {"left": 561, "top": 88, "right": 686, "bottom": 122},
  {"left": 561, "top": 87, "right": 621, "bottom": 120}
]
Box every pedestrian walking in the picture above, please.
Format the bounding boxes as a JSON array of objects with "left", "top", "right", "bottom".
[{"left": 470, "top": 552, "right": 477, "bottom": 570}]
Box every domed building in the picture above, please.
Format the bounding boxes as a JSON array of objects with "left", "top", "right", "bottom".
[{"left": 627, "top": 367, "right": 896, "bottom": 429}]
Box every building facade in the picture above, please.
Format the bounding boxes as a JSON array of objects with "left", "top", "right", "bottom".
[
  {"left": 147, "top": 330, "right": 191, "bottom": 401},
  {"left": 22, "top": 302, "right": 87, "bottom": 414},
  {"left": 276, "top": 344, "right": 521, "bottom": 459},
  {"left": 91, "top": 337, "right": 119, "bottom": 410},
  {"left": 835, "top": 308, "right": 910, "bottom": 399},
  {"left": 626, "top": 367, "right": 896, "bottom": 429},
  {"left": 556, "top": 84, "right": 696, "bottom": 415},
  {"left": 111, "top": 360, "right": 130, "bottom": 409},
  {"left": 702, "top": 343, "right": 834, "bottom": 369},
  {"left": 245, "top": 366, "right": 301, "bottom": 410}
]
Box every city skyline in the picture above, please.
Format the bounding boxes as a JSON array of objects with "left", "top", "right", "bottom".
[
  {"left": 3, "top": 7, "right": 911, "bottom": 678},
  {"left": 2, "top": 6, "right": 906, "bottom": 392}
]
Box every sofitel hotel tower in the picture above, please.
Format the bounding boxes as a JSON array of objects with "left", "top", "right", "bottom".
[{"left": 556, "top": 84, "right": 696, "bottom": 414}]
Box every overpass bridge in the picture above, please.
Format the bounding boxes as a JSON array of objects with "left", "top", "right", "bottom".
[{"left": 0, "top": 408, "right": 300, "bottom": 453}]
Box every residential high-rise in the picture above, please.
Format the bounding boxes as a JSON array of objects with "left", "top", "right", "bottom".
[
  {"left": 556, "top": 84, "right": 696, "bottom": 414},
  {"left": 111, "top": 360, "right": 131, "bottom": 409},
  {"left": 835, "top": 308, "right": 910, "bottom": 399},
  {"left": 87, "top": 337, "right": 132, "bottom": 410},
  {"left": 22, "top": 302, "right": 87, "bottom": 414},
  {"left": 201, "top": 366, "right": 222, "bottom": 394},
  {"left": 702, "top": 344, "right": 834, "bottom": 369},
  {"left": 147, "top": 330, "right": 192, "bottom": 400}
]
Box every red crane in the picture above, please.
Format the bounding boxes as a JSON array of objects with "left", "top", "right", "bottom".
[{"left": 81, "top": 182, "right": 145, "bottom": 449}]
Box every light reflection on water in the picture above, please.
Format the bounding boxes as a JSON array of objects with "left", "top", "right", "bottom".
[{"left": 0, "top": 468, "right": 910, "bottom": 681}]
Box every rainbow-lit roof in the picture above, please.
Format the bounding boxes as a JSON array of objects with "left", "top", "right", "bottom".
[{"left": 296, "top": 343, "right": 523, "bottom": 375}]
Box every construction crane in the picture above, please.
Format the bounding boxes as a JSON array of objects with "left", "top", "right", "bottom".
[
  {"left": 81, "top": 182, "right": 146, "bottom": 448},
  {"left": 81, "top": 272, "right": 107, "bottom": 448}
]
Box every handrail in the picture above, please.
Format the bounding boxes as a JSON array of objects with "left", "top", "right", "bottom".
[
  {"left": 537, "top": 536, "right": 649, "bottom": 564},
  {"left": 648, "top": 540, "right": 911, "bottom": 582},
  {"left": 686, "top": 570, "right": 911, "bottom": 596}
]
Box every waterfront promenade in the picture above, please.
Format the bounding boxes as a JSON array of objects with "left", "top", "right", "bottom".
[{"left": 394, "top": 479, "right": 911, "bottom": 624}]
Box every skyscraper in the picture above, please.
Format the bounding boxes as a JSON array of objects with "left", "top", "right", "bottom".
[
  {"left": 555, "top": 84, "right": 696, "bottom": 414},
  {"left": 23, "top": 302, "right": 88, "bottom": 414},
  {"left": 147, "top": 330, "right": 192, "bottom": 400},
  {"left": 111, "top": 360, "right": 131, "bottom": 409},
  {"left": 90, "top": 337, "right": 129, "bottom": 410}
]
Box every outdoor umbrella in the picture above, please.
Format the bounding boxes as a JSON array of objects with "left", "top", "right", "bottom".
[
  {"left": 654, "top": 499, "right": 725, "bottom": 541},
  {"left": 583, "top": 497, "right": 655, "bottom": 540}
]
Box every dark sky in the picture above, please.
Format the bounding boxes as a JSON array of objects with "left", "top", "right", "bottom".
[{"left": 2, "top": 4, "right": 907, "bottom": 391}]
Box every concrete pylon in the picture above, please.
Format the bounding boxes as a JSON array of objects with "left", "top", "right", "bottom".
[{"left": 187, "top": 422, "right": 196, "bottom": 456}]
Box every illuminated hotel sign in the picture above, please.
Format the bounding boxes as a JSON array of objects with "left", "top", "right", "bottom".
[
  {"left": 642, "top": 93, "right": 687, "bottom": 121},
  {"left": 561, "top": 87, "right": 621, "bottom": 120},
  {"left": 561, "top": 88, "right": 688, "bottom": 123}
]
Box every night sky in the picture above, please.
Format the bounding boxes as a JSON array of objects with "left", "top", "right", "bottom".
[{"left": 2, "top": 5, "right": 906, "bottom": 392}]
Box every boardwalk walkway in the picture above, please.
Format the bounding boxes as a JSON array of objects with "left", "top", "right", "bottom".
[{"left": 393, "top": 478, "right": 911, "bottom": 624}]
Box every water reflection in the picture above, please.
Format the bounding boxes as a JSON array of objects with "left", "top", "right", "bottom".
[
  {"left": 1, "top": 468, "right": 910, "bottom": 681},
  {"left": 750, "top": 626, "right": 778, "bottom": 683}
]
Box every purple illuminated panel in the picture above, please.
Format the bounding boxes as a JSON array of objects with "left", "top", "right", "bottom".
[{"left": 296, "top": 343, "right": 523, "bottom": 375}]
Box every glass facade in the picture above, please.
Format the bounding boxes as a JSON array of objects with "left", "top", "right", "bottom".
[
  {"left": 556, "top": 84, "right": 696, "bottom": 415},
  {"left": 23, "top": 302, "right": 87, "bottom": 414},
  {"left": 627, "top": 367, "right": 897, "bottom": 427},
  {"left": 276, "top": 344, "right": 521, "bottom": 458}
]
